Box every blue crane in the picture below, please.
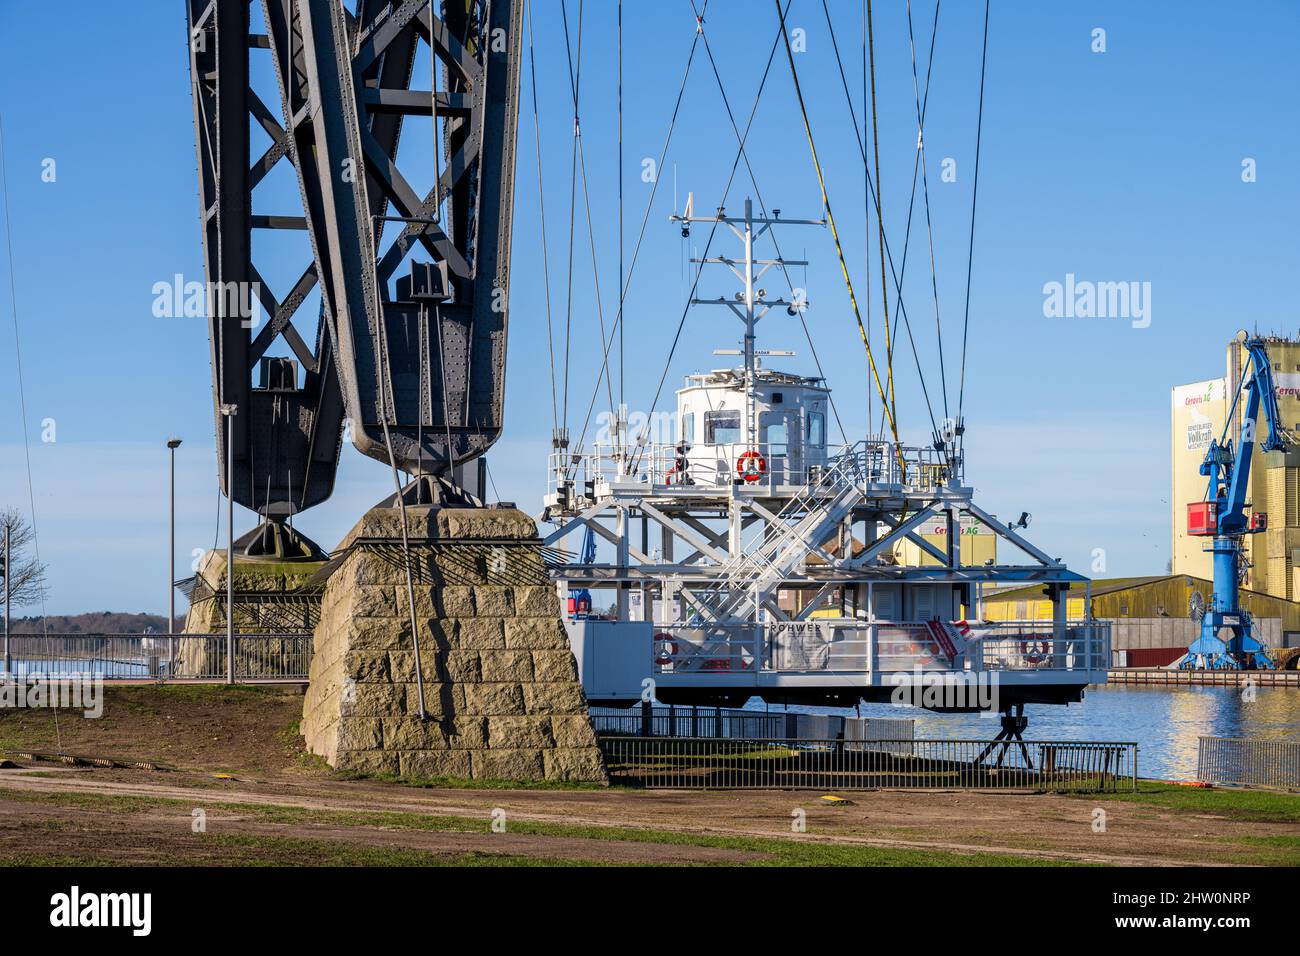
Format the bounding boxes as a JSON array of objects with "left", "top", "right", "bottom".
[{"left": 1183, "top": 332, "right": 1285, "bottom": 670}]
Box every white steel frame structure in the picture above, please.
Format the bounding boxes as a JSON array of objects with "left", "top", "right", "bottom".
[{"left": 540, "top": 202, "right": 1106, "bottom": 712}]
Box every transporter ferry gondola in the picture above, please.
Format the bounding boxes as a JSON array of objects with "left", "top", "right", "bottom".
[{"left": 540, "top": 199, "right": 1108, "bottom": 733}]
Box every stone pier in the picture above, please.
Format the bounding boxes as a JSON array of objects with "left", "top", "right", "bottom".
[
  {"left": 179, "top": 551, "right": 324, "bottom": 676},
  {"left": 300, "top": 505, "right": 606, "bottom": 784}
]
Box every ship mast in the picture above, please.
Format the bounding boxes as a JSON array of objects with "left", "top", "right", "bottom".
[{"left": 670, "top": 197, "right": 823, "bottom": 449}]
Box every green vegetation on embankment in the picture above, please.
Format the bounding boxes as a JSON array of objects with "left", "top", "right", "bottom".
[{"left": 1079, "top": 780, "right": 1300, "bottom": 824}]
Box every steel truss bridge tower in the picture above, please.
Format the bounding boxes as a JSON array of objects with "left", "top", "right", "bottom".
[{"left": 186, "top": 0, "right": 523, "bottom": 554}]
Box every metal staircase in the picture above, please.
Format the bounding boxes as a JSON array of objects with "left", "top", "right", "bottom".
[{"left": 691, "top": 452, "right": 866, "bottom": 624}]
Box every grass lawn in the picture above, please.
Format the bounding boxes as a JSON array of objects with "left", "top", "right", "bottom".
[
  {"left": 1079, "top": 780, "right": 1300, "bottom": 824},
  {"left": 0, "top": 787, "right": 1069, "bottom": 867}
]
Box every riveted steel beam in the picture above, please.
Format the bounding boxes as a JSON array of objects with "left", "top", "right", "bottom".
[{"left": 187, "top": 0, "right": 347, "bottom": 519}]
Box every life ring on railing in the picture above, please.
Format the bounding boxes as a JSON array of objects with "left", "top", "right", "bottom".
[
  {"left": 907, "top": 641, "right": 937, "bottom": 666},
  {"left": 736, "top": 450, "right": 767, "bottom": 482},
  {"left": 665, "top": 464, "right": 694, "bottom": 486},
  {"left": 653, "top": 633, "right": 678, "bottom": 666},
  {"left": 1019, "top": 638, "right": 1051, "bottom": 665}
]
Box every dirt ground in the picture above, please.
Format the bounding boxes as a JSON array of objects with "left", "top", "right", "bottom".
[{"left": 1, "top": 686, "right": 1296, "bottom": 866}]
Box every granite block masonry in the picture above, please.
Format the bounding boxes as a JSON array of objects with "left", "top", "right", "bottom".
[{"left": 301, "top": 505, "right": 607, "bottom": 784}]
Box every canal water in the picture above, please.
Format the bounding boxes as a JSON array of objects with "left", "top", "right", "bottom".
[{"left": 751, "top": 686, "right": 1300, "bottom": 781}]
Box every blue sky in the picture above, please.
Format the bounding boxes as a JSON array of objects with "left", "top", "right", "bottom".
[{"left": 1, "top": 0, "right": 1299, "bottom": 614}]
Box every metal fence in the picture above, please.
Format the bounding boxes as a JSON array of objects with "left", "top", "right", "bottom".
[
  {"left": 598, "top": 735, "right": 1137, "bottom": 792},
  {"left": 0, "top": 633, "right": 313, "bottom": 682},
  {"left": 589, "top": 704, "right": 913, "bottom": 743},
  {"left": 1198, "top": 736, "right": 1300, "bottom": 790}
]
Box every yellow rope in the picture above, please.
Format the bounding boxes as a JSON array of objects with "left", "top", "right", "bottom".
[
  {"left": 865, "top": 0, "right": 897, "bottom": 432},
  {"left": 775, "top": 0, "right": 903, "bottom": 465}
]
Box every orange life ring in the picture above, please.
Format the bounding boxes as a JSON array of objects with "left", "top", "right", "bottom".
[
  {"left": 1019, "top": 638, "right": 1051, "bottom": 664},
  {"left": 736, "top": 450, "right": 767, "bottom": 482},
  {"left": 654, "top": 633, "right": 678, "bottom": 666},
  {"left": 907, "top": 641, "right": 937, "bottom": 666}
]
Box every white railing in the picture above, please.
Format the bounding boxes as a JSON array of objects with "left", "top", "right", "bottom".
[
  {"left": 650, "top": 619, "right": 1110, "bottom": 676},
  {"left": 833, "top": 439, "right": 958, "bottom": 488},
  {"left": 547, "top": 437, "right": 960, "bottom": 502},
  {"left": 652, "top": 623, "right": 759, "bottom": 674},
  {"left": 549, "top": 441, "right": 822, "bottom": 494},
  {"left": 967, "top": 621, "right": 1111, "bottom": 673}
]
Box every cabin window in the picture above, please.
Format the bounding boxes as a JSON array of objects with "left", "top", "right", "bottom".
[
  {"left": 680, "top": 412, "right": 695, "bottom": 444},
  {"left": 766, "top": 423, "right": 788, "bottom": 457},
  {"left": 705, "top": 410, "right": 741, "bottom": 445},
  {"left": 808, "top": 410, "right": 825, "bottom": 447}
]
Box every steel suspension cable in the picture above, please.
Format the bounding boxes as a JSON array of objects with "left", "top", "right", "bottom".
[
  {"left": 561, "top": 0, "right": 621, "bottom": 452},
  {"left": 821, "top": 0, "right": 948, "bottom": 459},
  {"left": 575, "top": 130, "right": 616, "bottom": 419},
  {"left": 629, "top": 1, "right": 793, "bottom": 473},
  {"left": 775, "top": 0, "right": 905, "bottom": 457},
  {"left": 831, "top": 0, "right": 935, "bottom": 440},
  {"left": 0, "top": 115, "right": 48, "bottom": 633},
  {"left": 907, "top": 0, "right": 948, "bottom": 423},
  {"left": 565, "top": 0, "right": 711, "bottom": 471},
  {"left": 838, "top": 0, "right": 937, "bottom": 438},
  {"left": 368, "top": 293, "right": 428, "bottom": 722},
  {"left": 864, "top": 0, "right": 896, "bottom": 431},
  {"left": 956, "top": 0, "right": 991, "bottom": 465},
  {"left": 862, "top": 0, "right": 871, "bottom": 435},
  {"left": 558, "top": 0, "right": 584, "bottom": 436},
  {"left": 687, "top": 0, "right": 849, "bottom": 446},
  {"left": 525, "top": 0, "right": 559, "bottom": 436},
  {"left": 617, "top": 0, "right": 625, "bottom": 425},
  {"left": 831, "top": 8, "right": 937, "bottom": 441}
]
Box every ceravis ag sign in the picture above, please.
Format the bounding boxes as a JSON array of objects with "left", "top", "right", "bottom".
[
  {"left": 1175, "top": 378, "right": 1225, "bottom": 453},
  {"left": 922, "top": 515, "right": 988, "bottom": 536},
  {"left": 1178, "top": 373, "right": 1300, "bottom": 454}
]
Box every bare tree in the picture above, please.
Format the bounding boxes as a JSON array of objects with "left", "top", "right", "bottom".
[{"left": 0, "top": 507, "right": 48, "bottom": 609}]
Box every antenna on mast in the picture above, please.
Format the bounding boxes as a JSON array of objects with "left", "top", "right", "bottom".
[{"left": 669, "top": 197, "right": 824, "bottom": 450}]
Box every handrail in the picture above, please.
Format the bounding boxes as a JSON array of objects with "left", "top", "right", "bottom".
[
  {"left": 548, "top": 436, "right": 959, "bottom": 499},
  {"left": 651, "top": 619, "right": 1111, "bottom": 676}
]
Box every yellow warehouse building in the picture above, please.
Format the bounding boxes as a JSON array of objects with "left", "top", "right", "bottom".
[{"left": 981, "top": 575, "right": 1298, "bottom": 667}]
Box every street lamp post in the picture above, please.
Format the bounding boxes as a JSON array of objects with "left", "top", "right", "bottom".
[
  {"left": 3, "top": 523, "right": 10, "bottom": 678},
  {"left": 167, "top": 439, "right": 182, "bottom": 636},
  {"left": 219, "top": 404, "right": 237, "bottom": 684}
]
